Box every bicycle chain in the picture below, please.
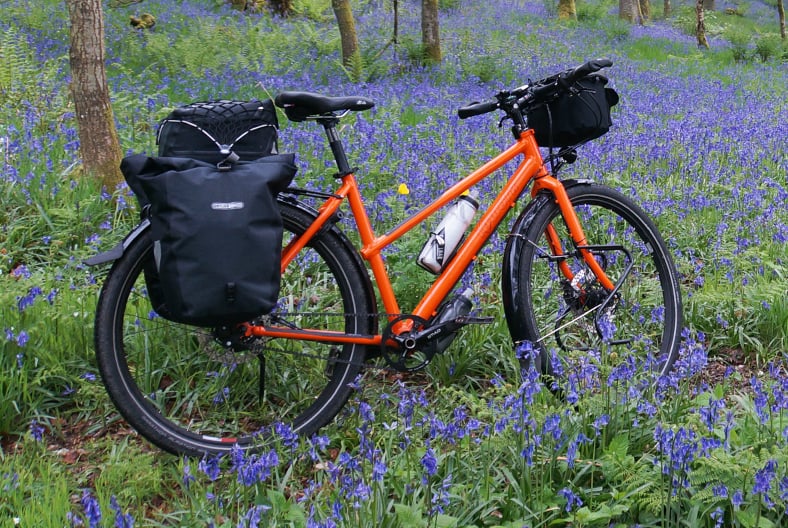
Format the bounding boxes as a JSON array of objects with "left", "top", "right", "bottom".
[{"left": 206, "top": 312, "right": 421, "bottom": 372}]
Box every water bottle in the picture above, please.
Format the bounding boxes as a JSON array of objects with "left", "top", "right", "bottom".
[{"left": 417, "top": 193, "right": 479, "bottom": 274}]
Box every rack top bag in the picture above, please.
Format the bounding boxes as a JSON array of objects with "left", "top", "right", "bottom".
[
  {"left": 526, "top": 75, "right": 619, "bottom": 148},
  {"left": 156, "top": 98, "right": 279, "bottom": 166}
]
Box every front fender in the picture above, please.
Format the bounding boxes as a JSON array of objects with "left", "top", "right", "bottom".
[{"left": 501, "top": 178, "right": 593, "bottom": 345}]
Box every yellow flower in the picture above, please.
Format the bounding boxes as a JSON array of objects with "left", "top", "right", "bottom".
[{"left": 397, "top": 183, "right": 410, "bottom": 195}]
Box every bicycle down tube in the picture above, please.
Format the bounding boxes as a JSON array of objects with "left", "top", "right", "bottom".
[{"left": 249, "top": 128, "right": 615, "bottom": 345}]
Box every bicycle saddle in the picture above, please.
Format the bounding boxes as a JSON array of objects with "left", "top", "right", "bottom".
[{"left": 274, "top": 92, "right": 375, "bottom": 122}]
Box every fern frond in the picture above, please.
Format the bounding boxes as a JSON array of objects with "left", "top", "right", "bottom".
[{"left": 0, "top": 27, "right": 36, "bottom": 100}]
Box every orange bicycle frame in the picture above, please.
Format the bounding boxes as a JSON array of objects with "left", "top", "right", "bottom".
[{"left": 248, "top": 128, "right": 614, "bottom": 345}]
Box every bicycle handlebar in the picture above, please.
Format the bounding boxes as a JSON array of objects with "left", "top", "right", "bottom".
[
  {"left": 457, "top": 58, "right": 612, "bottom": 120},
  {"left": 457, "top": 100, "right": 500, "bottom": 119}
]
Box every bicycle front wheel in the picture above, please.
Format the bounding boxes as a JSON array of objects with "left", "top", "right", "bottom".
[
  {"left": 94, "top": 201, "right": 373, "bottom": 456},
  {"left": 513, "top": 183, "right": 682, "bottom": 390}
]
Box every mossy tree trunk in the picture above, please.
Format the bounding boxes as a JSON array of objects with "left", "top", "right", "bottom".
[
  {"left": 778, "top": 0, "right": 786, "bottom": 39},
  {"left": 66, "top": 0, "right": 123, "bottom": 188},
  {"left": 331, "top": 0, "right": 359, "bottom": 68},
  {"left": 639, "top": 0, "right": 651, "bottom": 22},
  {"left": 421, "top": 0, "right": 441, "bottom": 63},
  {"left": 664, "top": 0, "right": 671, "bottom": 17},
  {"left": 557, "top": 0, "right": 577, "bottom": 19},
  {"left": 620, "top": 0, "right": 637, "bottom": 22},
  {"left": 696, "top": 0, "right": 710, "bottom": 48},
  {"left": 268, "top": 0, "right": 293, "bottom": 16}
]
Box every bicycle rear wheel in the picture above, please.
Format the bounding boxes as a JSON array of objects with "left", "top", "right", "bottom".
[
  {"left": 94, "top": 201, "right": 373, "bottom": 456},
  {"left": 512, "top": 183, "right": 682, "bottom": 391}
]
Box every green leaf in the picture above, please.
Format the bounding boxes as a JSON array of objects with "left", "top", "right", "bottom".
[
  {"left": 394, "top": 503, "right": 426, "bottom": 528},
  {"left": 435, "top": 513, "right": 460, "bottom": 528}
]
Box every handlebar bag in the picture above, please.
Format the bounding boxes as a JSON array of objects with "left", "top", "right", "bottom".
[
  {"left": 527, "top": 75, "right": 619, "bottom": 148},
  {"left": 125, "top": 153, "right": 297, "bottom": 326},
  {"left": 156, "top": 99, "right": 279, "bottom": 166}
]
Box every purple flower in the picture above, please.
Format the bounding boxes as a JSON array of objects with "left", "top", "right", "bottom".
[
  {"left": 80, "top": 490, "right": 102, "bottom": 528},
  {"left": 710, "top": 507, "right": 724, "bottom": 528},
  {"left": 239, "top": 504, "right": 270, "bottom": 527},
  {"left": 198, "top": 455, "right": 221, "bottom": 481},
  {"left": 558, "top": 487, "right": 583, "bottom": 512},
  {"left": 752, "top": 459, "right": 777, "bottom": 506},
  {"left": 182, "top": 462, "right": 196, "bottom": 489},
  {"left": 731, "top": 489, "right": 745, "bottom": 507},
  {"left": 421, "top": 448, "right": 438, "bottom": 479},
  {"left": 11, "top": 265, "right": 31, "bottom": 279},
  {"left": 109, "top": 496, "right": 134, "bottom": 528},
  {"left": 358, "top": 401, "right": 375, "bottom": 423},
  {"left": 29, "top": 420, "right": 45, "bottom": 442},
  {"left": 372, "top": 459, "right": 387, "bottom": 482}
]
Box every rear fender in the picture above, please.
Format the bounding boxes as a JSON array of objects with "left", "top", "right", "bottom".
[
  {"left": 84, "top": 191, "right": 379, "bottom": 336},
  {"left": 84, "top": 217, "right": 151, "bottom": 267}
]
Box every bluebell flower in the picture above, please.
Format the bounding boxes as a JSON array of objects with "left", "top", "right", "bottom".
[
  {"left": 80, "top": 490, "right": 102, "bottom": 528},
  {"left": 358, "top": 401, "right": 375, "bottom": 423},
  {"left": 558, "top": 487, "right": 583, "bottom": 512},
  {"left": 109, "top": 496, "right": 134, "bottom": 528},
  {"left": 731, "top": 489, "right": 745, "bottom": 508},
  {"left": 421, "top": 448, "right": 438, "bottom": 479},
  {"left": 182, "top": 461, "right": 196, "bottom": 489},
  {"left": 372, "top": 459, "right": 387, "bottom": 482},
  {"left": 752, "top": 459, "right": 777, "bottom": 507},
  {"left": 713, "top": 484, "right": 728, "bottom": 499},
  {"left": 198, "top": 455, "right": 221, "bottom": 481},
  {"left": 29, "top": 420, "right": 44, "bottom": 441},
  {"left": 710, "top": 507, "right": 724, "bottom": 528}
]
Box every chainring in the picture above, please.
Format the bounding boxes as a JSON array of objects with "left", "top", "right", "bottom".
[{"left": 380, "top": 314, "right": 433, "bottom": 372}]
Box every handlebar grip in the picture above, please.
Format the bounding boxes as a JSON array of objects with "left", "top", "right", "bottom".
[
  {"left": 561, "top": 58, "right": 613, "bottom": 85},
  {"left": 458, "top": 100, "right": 499, "bottom": 119}
]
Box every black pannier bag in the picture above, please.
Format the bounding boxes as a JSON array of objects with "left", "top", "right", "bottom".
[
  {"left": 526, "top": 75, "right": 619, "bottom": 148},
  {"left": 121, "top": 154, "right": 297, "bottom": 326},
  {"left": 156, "top": 99, "right": 279, "bottom": 165}
]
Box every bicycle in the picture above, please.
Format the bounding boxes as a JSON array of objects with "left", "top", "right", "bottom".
[{"left": 89, "top": 58, "right": 683, "bottom": 457}]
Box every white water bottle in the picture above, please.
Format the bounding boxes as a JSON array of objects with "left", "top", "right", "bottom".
[{"left": 417, "top": 193, "right": 479, "bottom": 274}]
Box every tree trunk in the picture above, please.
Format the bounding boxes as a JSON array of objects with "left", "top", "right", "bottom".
[
  {"left": 620, "top": 0, "right": 637, "bottom": 22},
  {"left": 778, "top": 0, "right": 786, "bottom": 39},
  {"left": 66, "top": 0, "right": 123, "bottom": 188},
  {"left": 664, "top": 0, "right": 671, "bottom": 17},
  {"left": 696, "top": 0, "right": 709, "bottom": 48},
  {"left": 331, "top": 0, "right": 359, "bottom": 67},
  {"left": 421, "top": 0, "right": 441, "bottom": 63},
  {"left": 557, "top": 0, "right": 577, "bottom": 19},
  {"left": 268, "top": 0, "right": 293, "bottom": 16},
  {"left": 639, "top": 0, "right": 651, "bottom": 22}
]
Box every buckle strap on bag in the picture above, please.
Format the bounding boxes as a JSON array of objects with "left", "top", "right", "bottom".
[{"left": 217, "top": 147, "right": 240, "bottom": 171}]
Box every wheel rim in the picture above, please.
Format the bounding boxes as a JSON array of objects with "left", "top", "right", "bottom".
[
  {"left": 523, "top": 196, "right": 679, "bottom": 393},
  {"left": 110, "top": 224, "right": 363, "bottom": 452}
]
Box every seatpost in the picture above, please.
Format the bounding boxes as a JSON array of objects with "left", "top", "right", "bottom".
[{"left": 322, "top": 118, "right": 353, "bottom": 177}]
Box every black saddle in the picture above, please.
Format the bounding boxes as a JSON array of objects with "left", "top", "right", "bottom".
[{"left": 274, "top": 92, "right": 375, "bottom": 122}]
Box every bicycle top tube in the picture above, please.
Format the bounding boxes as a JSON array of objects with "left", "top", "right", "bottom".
[{"left": 280, "top": 120, "right": 552, "bottom": 322}]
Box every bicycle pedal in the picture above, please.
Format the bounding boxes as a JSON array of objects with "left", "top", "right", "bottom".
[{"left": 457, "top": 316, "right": 494, "bottom": 325}]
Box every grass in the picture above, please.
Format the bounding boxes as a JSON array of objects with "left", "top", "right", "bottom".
[{"left": 1, "top": 0, "right": 787, "bottom": 525}]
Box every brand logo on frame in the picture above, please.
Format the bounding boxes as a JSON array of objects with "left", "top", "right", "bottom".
[{"left": 211, "top": 202, "right": 245, "bottom": 210}]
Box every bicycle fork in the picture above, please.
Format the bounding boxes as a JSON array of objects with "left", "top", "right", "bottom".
[{"left": 530, "top": 176, "right": 632, "bottom": 345}]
